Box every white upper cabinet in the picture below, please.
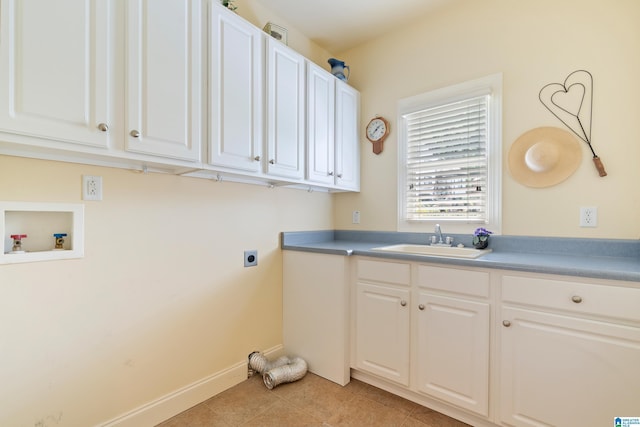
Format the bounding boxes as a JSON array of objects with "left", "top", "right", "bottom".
[
  {"left": 0, "top": 0, "right": 360, "bottom": 189},
  {"left": 0, "top": 0, "right": 202, "bottom": 164},
  {"left": 0, "top": 0, "right": 115, "bottom": 148},
  {"left": 265, "top": 38, "right": 306, "bottom": 180},
  {"left": 334, "top": 80, "right": 360, "bottom": 191},
  {"left": 306, "top": 62, "right": 360, "bottom": 190},
  {"left": 125, "top": 0, "right": 202, "bottom": 162},
  {"left": 207, "top": 2, "right": 263, "bottom": 173},
  {"left": 306, "top": 62, "right": 336, "bottom": 185}
]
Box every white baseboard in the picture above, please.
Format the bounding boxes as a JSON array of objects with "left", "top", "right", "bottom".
[{"left": 98, "top": 345, "right": 284, "bottom": 427}]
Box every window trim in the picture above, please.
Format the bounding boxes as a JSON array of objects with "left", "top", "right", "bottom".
[{"left": 397, "top": 73, "right": 502, "bottom": 235}]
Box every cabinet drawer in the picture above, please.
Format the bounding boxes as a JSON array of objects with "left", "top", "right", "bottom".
[
  {"left": 502, "top": 275, "right": 640, "bottom": 323},
  {"left": 357, "top": 259, "right": 410, "bottom": 285},
  {"left": 417, "top": 265, "right": 490, "bottom": 298}
]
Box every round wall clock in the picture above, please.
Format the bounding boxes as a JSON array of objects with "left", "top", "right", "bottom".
[{"left": 366, "top": 116, "right": 390, "bottom": 155}]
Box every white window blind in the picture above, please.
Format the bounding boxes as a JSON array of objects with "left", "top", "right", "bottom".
[{"left": 404, "top": 95, "right": 489, "bottom": 221}]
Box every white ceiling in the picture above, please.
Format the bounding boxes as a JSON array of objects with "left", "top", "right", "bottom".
[{"left": 251, "top": 0, "right": 456, "bottom": 53}]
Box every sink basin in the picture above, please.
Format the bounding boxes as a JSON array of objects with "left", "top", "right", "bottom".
[{"left": 371, "top": 244, "right": 491, "bottom": 259}]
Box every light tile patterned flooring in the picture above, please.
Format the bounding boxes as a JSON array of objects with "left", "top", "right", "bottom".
[{"left": 157, "top": 372, "right": 470, "bottom": 426}]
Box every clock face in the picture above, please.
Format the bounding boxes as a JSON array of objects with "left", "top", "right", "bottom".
[{"left": 367, "top": 118, "right": 387, "bottom": 141}]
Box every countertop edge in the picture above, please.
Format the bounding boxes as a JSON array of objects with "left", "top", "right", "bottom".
[{"left": 281, "top": 234, "right": 640, "bottom": 283}]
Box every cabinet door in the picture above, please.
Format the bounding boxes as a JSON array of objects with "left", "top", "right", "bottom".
[
  {"left": 500, "top": 306, "right": 640, "bottom": 427},
  {"left": 416, "top": 292, "right": 490, "bottom": 416},
  {"left": 306, "top": 62, "right": 335, "bottom": 185},
  {"left": 355, "top": 282, "right": 410, "bottom": 386},
  {"left": 0, "top": 0, "right": 115, "bottom": 148},
  {"left": 334, "top": 80, "right": 360, "bottom": 191},
  {"left": 208, "top": 3, "right": 263, "bottom": 172},
  {"left": 126, "top": 0, "right": 201, "bottom": 161},
  {"left": 265, "top": 39, "right": 305, "bottom": 179}
]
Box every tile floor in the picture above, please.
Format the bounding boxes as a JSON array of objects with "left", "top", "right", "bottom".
[{"left": 157, "top": 372, "right": 471, "bottom": 426}]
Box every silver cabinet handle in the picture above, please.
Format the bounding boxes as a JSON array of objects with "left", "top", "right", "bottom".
[
  {"left": 254, "top": 156, "right": 261, "bottom": 161},
  {"left": 503, "top": 320, "right": 512, "bottom": 327},
  {"left": 269, "top": 159, "right": 275, "bottom": 164},
  {"left": 130, "top": 130, "right": 140, "bottom": 138},
  {"left": 337, "top": 173, "right": 343, "bottom": 178},
  {"left": 418, "top": 304, "right": 425, "bottom": 311},
  {"left": 97, "top": 123, "right": 109, "bottom": 132},
  {"left": 571, "top": 295, "right": 583, "bottom": 304},
  {"left": 400, "top": 300, "right": 407, "bottom": 307},
  {"left": 328, "top": 171, "right": 334, "bottom": 176}
]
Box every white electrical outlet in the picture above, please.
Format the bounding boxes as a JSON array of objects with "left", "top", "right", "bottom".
[
  {"left": 82, "top": 175, "right": 103, "bottom": 201},
  {"left": 580, "top": 206, "right": 597, "bottom": 227},
  {"left": 352, "top": 210, "right": 360, "bottom": 224}
]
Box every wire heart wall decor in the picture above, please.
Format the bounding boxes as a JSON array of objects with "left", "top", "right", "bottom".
[{"left": 539, "top": 70, "right": 607, "bottom": 177}]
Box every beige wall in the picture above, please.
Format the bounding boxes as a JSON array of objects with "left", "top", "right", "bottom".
[
  {"left": 0, "top": 155, "right": 332, "bottom": 425},
  {"left": 0, "top": 156, "right": 332, "bottom": 425},
  {"left": 334, "top": 0, "right": 640, "bottom": 239},
  {"left": 0, "top": 4, "right": 333, "bottom": 424}
]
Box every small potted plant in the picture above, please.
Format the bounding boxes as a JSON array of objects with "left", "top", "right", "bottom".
[
  {"left": 472, "top": 227, "right": 492, "bottom": 249},
  {"left": 222, "top": 0, "right": 237, "bottom": 12}
]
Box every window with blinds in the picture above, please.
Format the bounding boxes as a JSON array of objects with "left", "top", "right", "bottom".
[
  {"left": 404, "top": 95, "right": 488, "bottom": 221},
  {"left": 398, "top": 73, "right": 502, "bottom": 231}
]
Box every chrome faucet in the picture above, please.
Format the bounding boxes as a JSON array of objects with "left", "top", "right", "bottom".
[
  {"left": 432, "top": 224, "right": 452, "bottom": 246},
  {"left": 435, "top": 224, "right": 444, "bottom": 244}
]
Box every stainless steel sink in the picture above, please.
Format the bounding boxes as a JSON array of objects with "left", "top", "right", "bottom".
[{"left": 371, "top": 244, "right": 491, "bottom": 259}]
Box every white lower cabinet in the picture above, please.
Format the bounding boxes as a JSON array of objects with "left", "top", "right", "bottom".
[
  {"left": 355, "top": 279, "right": 411, "bottom": 386},
  {"left": 284, "top": 252, "right": 640, "bottom": 427},
  {"left": 416, "top": 272, "right": 490, "bottom": 416},
  {"left": 354, "top": 259, "right": 411, "bottom": 386},
  {"left": 499, "top": 274, "right": 640, "bottom": 427},
  {"left": 354, "top": 260, "right": 491, "bottom": 417},
  {"left": 416, "top": 293, "right": 490, "bottom": 416},
  {"left": 415, "top": 265, "right": 490, "bottom": 417}
]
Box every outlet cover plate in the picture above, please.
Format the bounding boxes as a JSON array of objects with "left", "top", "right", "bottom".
[
  {"left": 580, "top": 206, "right": 597, "bottom": 227},
  {"left": 82, "top": 175, "right": 103, "bottom": 201},
  {"left": 244, "top": 250, "right": 258, "bottom": 267}
]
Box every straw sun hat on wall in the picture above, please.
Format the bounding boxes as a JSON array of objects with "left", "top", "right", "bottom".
[{"left": 508, "top": 127, "right": 582, "bottom": 188}]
